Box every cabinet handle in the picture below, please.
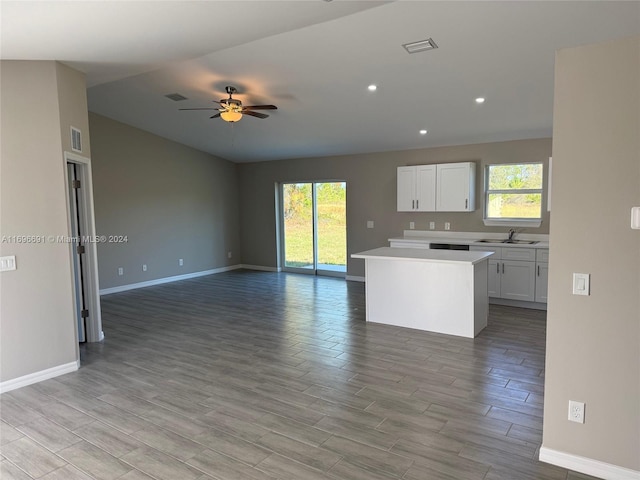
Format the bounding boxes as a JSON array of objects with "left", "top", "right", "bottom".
[
  {"left": 537, "top": 265, "right": 540, "bottom": 276},
  {"left": 412, "top": 200, "right": 415, "bottom": 209},
  {"left": 416, "top": 200, "right": 419, "bottom": 209},
  {"left": 465, "top": 199, "right": 468, "bottom": 209},
  {"left": 497, "top": 263, "right": 499, "bottom": 274},
  {"left": 502, "top": 263, "right": 505, "bottom": 274}
]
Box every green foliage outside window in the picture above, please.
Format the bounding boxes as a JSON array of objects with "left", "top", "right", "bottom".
[{"left": 486, "top": 163, "right": 543, "bottom": 219}]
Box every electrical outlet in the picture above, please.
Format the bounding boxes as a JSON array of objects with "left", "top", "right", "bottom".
[
  {"left": 568, "top": 400, "right": 585, "bottom": 423},
  {"left": 179, "top": 258, "right": 184, "bottom": 266},
  {"left": 429, "top": 221, "right": 435, "bottom": 230},
  {"left": 118, "top": 267, "right": 124, "bottom": 276},
  {"left": 227, "top": 251, "right": 232, "bottom": 259},
  {"left": 444, "top": 222, "right": 451, "bottom": 230},
  {"left": 409, "top": 222, "right": 415, "bottom": 230},
  {"left": 142, "top": 264, "right": 147, "bottom": 272},
  {"left": 367, "top": 220, "right": 374, "bottom": 229}
]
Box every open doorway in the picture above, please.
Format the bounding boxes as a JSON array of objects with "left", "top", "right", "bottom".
[
  {"left": 280, "top": 181, "right": 346, "bottom": 277},
  {"left": 64, "top": 152, "right": 103, "bottom": 345}
]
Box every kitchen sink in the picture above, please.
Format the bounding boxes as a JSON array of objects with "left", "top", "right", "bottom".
[
  {"left": 475, "top": 239, "right": 538, "bottom": 245},
  {"left": 503, "top": 239, "right": 538, "bottom": 244}
]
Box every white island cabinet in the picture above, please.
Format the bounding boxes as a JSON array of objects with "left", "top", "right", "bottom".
[{"left": 351, "top": 247, "right": 494, "bottom": 338}]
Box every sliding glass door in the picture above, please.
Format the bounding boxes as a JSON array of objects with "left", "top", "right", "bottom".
[{"left": 281, "top": 182, "right": 346, "bottom": 276}]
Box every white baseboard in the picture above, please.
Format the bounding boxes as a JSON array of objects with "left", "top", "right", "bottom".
[
  {"left": 540, "top": 446, "right": 640, "bottom": 480},
  {"left": 100, "top": 265, "right": 243, "bottom": 295},
  {"left": 240, "top": 264, "right": 281, "bottom": 272},
  {"left": 346, "top": 275, "right": 365, "bottom": 282},
  {"left": 0, "top": 360, "right": 79, "bottom": 394}
]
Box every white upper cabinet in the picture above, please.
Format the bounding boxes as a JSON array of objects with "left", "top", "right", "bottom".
[
  {"left": 398, "top": 162, "right": 475, "bottom": 212},
  {"left": 436, "top": 162, "right": 476, "bottom": 212},
  {"left": 397, "top": 165, "right": 436, "bottom": 212}
]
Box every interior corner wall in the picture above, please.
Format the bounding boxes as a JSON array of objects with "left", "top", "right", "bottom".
[
  {"left": 237, "top": 138, "right": 552, "bottom": 277},
  {"left": 543, "top": 36, "right": 640, "bottom": 473},
  {"left": 88, "top": 113, "right": 241, "bottom": 290},
  {"left": 0, "top": 61, "right": 81, "bottom": 384}
]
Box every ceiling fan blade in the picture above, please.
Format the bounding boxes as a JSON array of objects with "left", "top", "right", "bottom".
[
  {"left": 210, "top": 113, "right": 221, "bottom": 119},
  {"left": 243, "top": 105, "right": 277, "bottom": 110},
  {"left": 243, "top": 110, "right": 269, "bottom": 119},
  {"left": 179, "top": 107, "right": 219, "bottom": 111}
]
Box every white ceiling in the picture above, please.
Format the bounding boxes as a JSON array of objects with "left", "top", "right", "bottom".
[{"left": 3, "top": 1, "right": 639, "bottom": 163}]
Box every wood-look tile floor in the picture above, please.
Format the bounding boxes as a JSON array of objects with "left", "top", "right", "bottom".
[{"left": 1, "top": 270, "right": 599, "bottom": 480}]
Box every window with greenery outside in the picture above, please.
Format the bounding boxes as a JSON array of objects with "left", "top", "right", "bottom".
[{"left": 485, "top": 163, "right": 543, "bottom": 222}]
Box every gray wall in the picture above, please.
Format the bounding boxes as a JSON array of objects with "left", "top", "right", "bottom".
[
  {"left": 89, "top": 113, "right": 241, "bottom": 289},
  {"left": 543, "top": 37, "right": 639, "bottom": 471},
  {"left": 0, "top": 61, "right": 88, "bottom": 383},
  {"left": 238, "top": 138, "right": 551, "bottom": 277}
]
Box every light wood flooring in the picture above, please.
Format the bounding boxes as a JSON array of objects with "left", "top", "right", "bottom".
[{"left": 1, "top": 270, "right": 598, "bottom": 480}]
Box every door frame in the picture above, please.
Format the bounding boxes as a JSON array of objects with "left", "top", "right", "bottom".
[
  {"left": 63, "top": 151, "right": 103, "bottom": 344},
  {"left": 278, "top": 180, "right": 347, "bottom": 278}
]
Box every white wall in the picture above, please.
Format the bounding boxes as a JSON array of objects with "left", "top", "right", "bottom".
[
  {"left": 0, "top": 61, "right": 90, "bottom": 387},
  {"left": 542, "top": 36, "right": 640, "bottom": 476}
]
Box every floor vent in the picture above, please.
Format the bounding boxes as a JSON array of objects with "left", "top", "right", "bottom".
[{"left": 71, "top": 127, "right": 82, "bottom": 152}]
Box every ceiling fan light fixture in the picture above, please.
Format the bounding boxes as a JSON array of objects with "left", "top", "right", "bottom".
[{"left": 220, "top": 110, "right": 243, "bottom": 122}]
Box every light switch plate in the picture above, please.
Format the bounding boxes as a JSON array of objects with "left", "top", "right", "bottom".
[
  {"left": 367, "top": 220, "right": 374, "bottom": 229},
  {"left": 0, "top": 255, "right": 16, "bottom": 271},
  {"left": 409, "top": 222, "right": 415, "bottom": 230},
  {"left": 572, "top": 273, "right": 590, "bottom": 296}
]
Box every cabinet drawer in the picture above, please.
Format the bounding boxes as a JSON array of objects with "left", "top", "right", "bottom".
[
  {"left": 536, "top": 249, "right": 550, "bottom": 262},
  {"left": 502, "top": 247, "right": 535, "bottom": 262}
]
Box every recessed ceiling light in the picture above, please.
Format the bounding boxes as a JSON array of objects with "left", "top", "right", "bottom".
[
  {"left": 475, "top": 97, "right": 485, "bottom": 104},
  {"left": 368, "top": 84, "right": 377, "bottom": 92},
  {"left": 419, "top": 129, "right": 428, "bottom": 135}
]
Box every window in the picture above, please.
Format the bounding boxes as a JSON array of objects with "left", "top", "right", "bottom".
[{"left": 484, "top": 163, "right": 543, "bottom": 226}]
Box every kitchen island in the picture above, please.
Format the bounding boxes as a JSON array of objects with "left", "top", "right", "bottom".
[{"left": 351, "top": 247, "right": 494, "bottom": 338}]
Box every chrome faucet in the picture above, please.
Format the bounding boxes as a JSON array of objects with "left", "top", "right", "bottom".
[{"left": 508, "top": 229, "right": 516, "bottom": 241}]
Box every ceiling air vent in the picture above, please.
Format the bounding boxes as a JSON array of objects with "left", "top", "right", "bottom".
[
  {"left": 165, "top": 93, "right": 188, "bottom": 101},
  {"left": 71, "top": 127, "right": 82, "bottom": 152},
  {"left": 402, "top": 38, "right": 438, "bottom": 54}
]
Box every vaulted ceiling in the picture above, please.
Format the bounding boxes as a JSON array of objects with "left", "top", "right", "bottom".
[{"left": 3, "top": 1, "right": 639, "bottom": 162}]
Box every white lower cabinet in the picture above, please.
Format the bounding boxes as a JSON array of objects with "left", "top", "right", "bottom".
[
  {"left": 471, "top": 246, "right": 538, "bottom": 303},
  {"left": 535, "top": 249, "right": 549, "bottom": 303}
]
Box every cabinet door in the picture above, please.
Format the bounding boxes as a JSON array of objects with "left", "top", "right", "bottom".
[
  {"left": 415, "top": 165, "right": 436, "bottom": 211},
  {"left": 488, "top": 259, "right": 501, "bottom": 297},
  {"left": 436, "top": 162, "right": 475, "bottom": 212},
  {"left": 397, "top": 166, "right": 416, "bottom": 211},
  {"left": 535, "top": 262, "right": 549, "bottom": 303},
  {"left": 501, "top": 260, "right": 536, "bottom": 302}
]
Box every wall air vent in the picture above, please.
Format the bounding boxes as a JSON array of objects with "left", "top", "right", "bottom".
[
  {"left": 71, "top": 127, "right": 82, "bottom": 152},
  {"left": 165, "top": 93, "right": 188, "bottom": 101},
  {"left": 402, "top": 38, "right": 438, "bottom": 54}
]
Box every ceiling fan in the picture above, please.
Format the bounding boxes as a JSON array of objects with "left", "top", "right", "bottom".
[{"left": 179, "top": 86, "right": 277, "bottom": 123}]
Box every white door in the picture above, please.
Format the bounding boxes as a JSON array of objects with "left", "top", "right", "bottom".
[
  {"left": 488, "top": 259, "right": 501, "bottom": 297},
  {"left": 397, "top": 166, "right": 416, "bottom": 211},
  {"left": 535, "top": 263, "right": 549, "bottom": 303},
  {"left": 500, "top": 260, "right": 536, "bottom": 301},
  {"left": 67, "top": 163, "right": 87, "bottom": 343},
  {"left": 437, "top": 163, "right": 471, "bottom": 211},
  {"left": 415, "top": 165, "right": 436, "bottom": 211}
]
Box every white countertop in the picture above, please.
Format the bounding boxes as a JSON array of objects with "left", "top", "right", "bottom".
[
  {"left": 352, "top": 247, "right": 494, "bottom": 265},
  {"left": 388, "top": 231, "right": 549, "bottom": 249}
]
